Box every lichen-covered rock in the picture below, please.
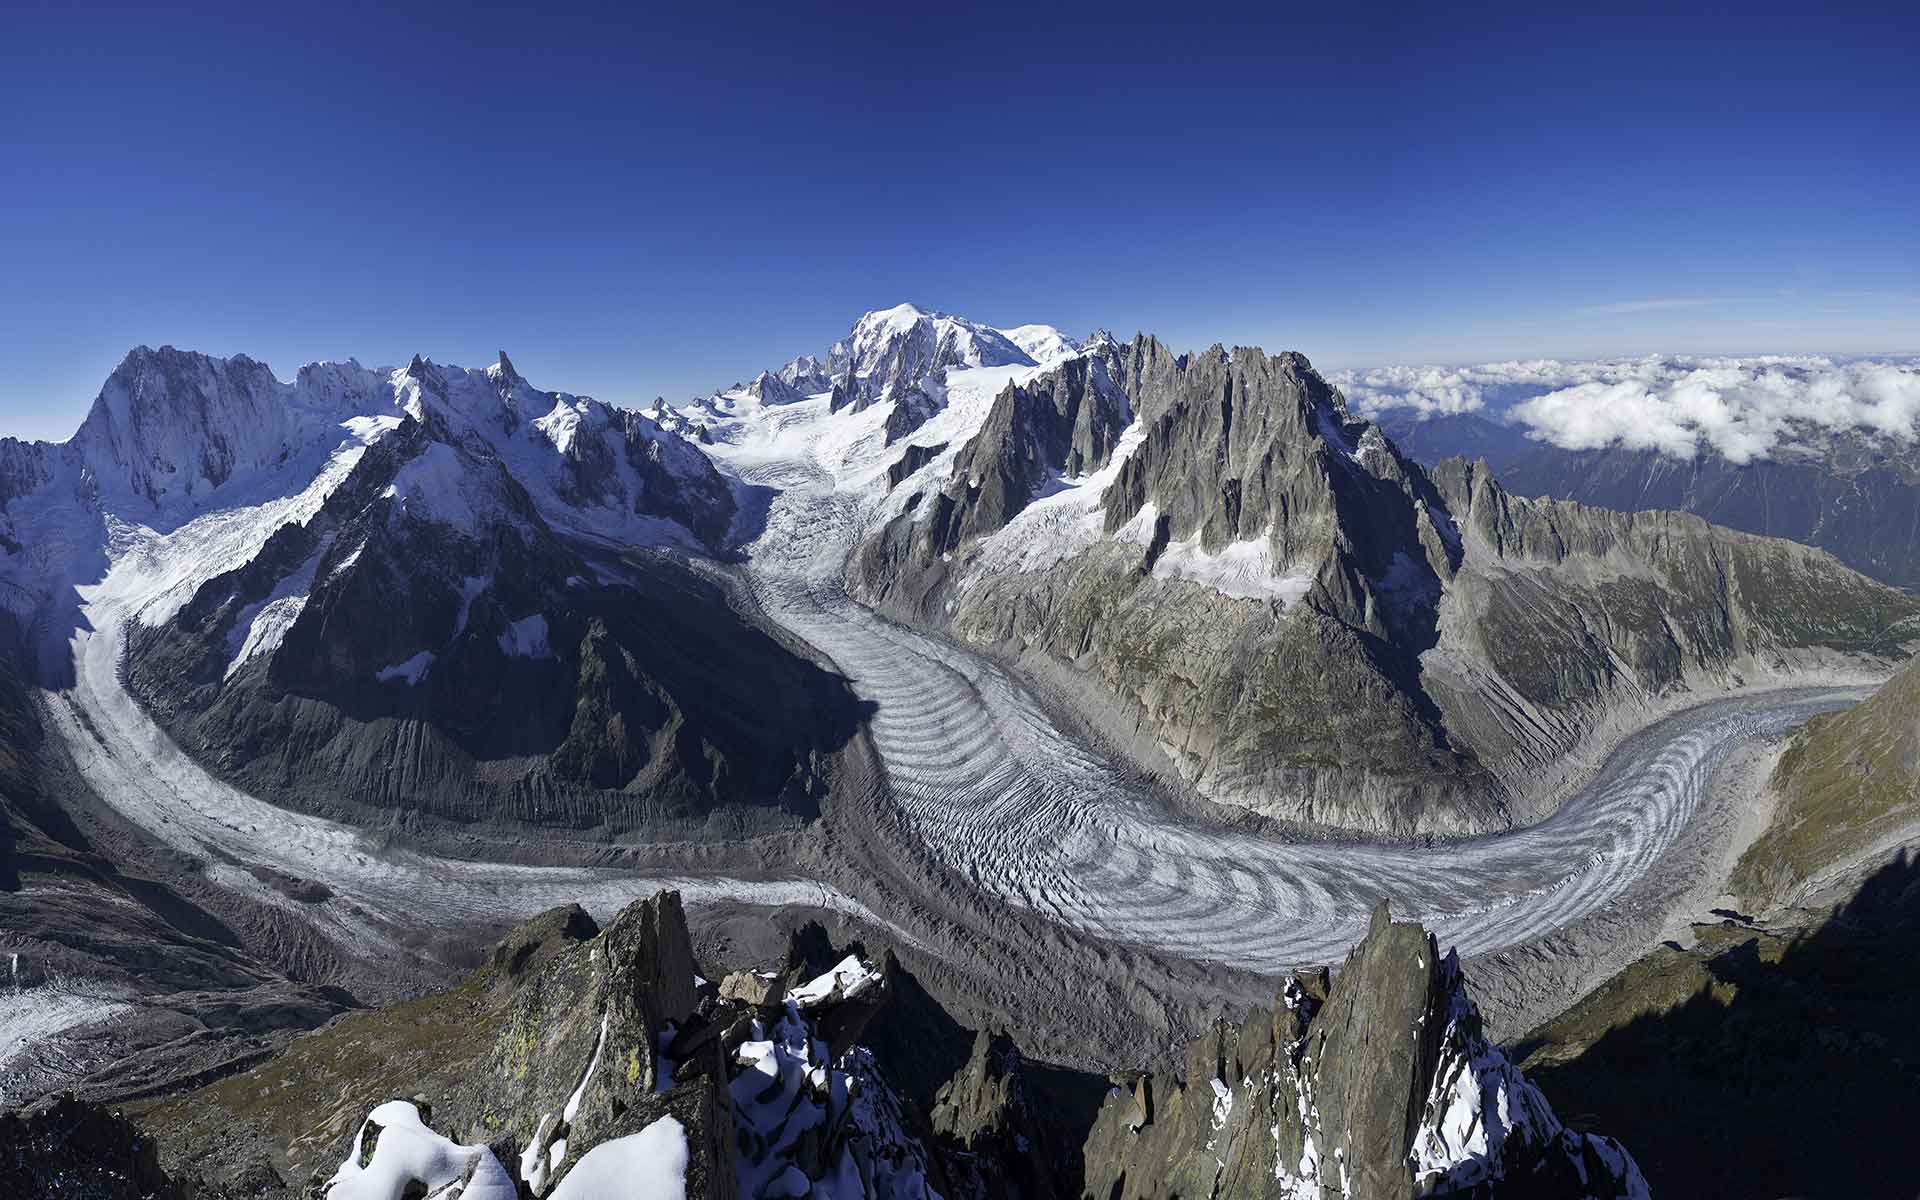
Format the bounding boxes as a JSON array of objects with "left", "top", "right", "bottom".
[
  {"left": 460, "top": 891, "right": 717, "bottom": 1196},
  {"left": 1733, "top": 648, "right": 1920, "bottom": 912},
  {"left": 719, "top": 969, "right": 786, "bottom": 1009}
]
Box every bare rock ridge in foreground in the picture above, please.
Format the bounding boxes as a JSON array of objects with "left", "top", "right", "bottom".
[
  {"left": 66, "top": 891, "right": 1645, "bottom": 1198},
  {"left": 856, "top": 334, "right": 1919, "bottom": 837},
  {"left": 1084, "top": 901, "right": 1648, "bottom": 1199}
]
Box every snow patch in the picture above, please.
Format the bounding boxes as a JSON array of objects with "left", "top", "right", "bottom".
[
  {"left": 498, "top": 613, "right": 553, "bottom": 659},
  {"left": 728, "top": 987, "right": 940, "bottom": 1199},
  {"left": 323, "top": 1100, "right": 517, "bottom": 1200},
  {"left": 787, "top": 955, "right": 882, "bottom": 1009},
  {"left": 546, "top": 1116, "right": 688, "bottom": 1200},
  {"left": 1407, "top": 956, "right": 1651, "bottom": 1198},
  {"left": 382, "top": 442, "right": 489, "bottom": 528},
  {"left": 1151, "top": 529, "right": 1313, "bottom": 605},
  {"left": 1001, "top": 324, "right": 1082, "bottom": 366},
  {"left": 375, "top": 651, "right": 434, "bottom": 685},
  {"left": 453, "top": 575, "right": 491, "bottom": 636}
]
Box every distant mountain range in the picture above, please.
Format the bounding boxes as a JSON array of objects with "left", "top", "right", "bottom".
[{"left": 1350, "top": 354, "right": 1920, "bottom": 589}]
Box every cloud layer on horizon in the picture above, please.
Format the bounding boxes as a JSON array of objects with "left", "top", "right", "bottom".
[{"left": 1333, "top": 355, "right": 1920, "bottom": 464}]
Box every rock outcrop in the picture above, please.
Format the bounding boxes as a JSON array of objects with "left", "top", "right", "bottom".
[
  {"left": 928, "top": 1028, "right": 1064, "bottom": 1200},
  {"left": 126, "top": 892, "right": 935, "bottom": 1200},
  {"left": 0, "top": 1094, "right": 187, "bottom": 1200},
  {"left": 1081, "top": 903, "right": 1650, "bottom": 1199}
]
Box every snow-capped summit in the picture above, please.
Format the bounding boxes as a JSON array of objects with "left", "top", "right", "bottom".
[
  {"left": 65, "top": 345, "right": 371, "bottom": 509},
  {"left": 0, "top": 346, "right": 738, "bottom": 630},
  {"left": 687, "top": 305, "right": 1098, "bottom": 450},
  {"left": 1000, "top": 323, "right": 1084, "bottom": 366},
  {"left": 381, "top": 354, "right": 733, "bottom": 546},
  {"left": 837, "top": 303, "right": 1034, "bottom": 391}
]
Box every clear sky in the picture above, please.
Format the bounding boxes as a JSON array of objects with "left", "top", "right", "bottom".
[{"left": 4, "top": 1, "right": 1916, "bottom": 440}]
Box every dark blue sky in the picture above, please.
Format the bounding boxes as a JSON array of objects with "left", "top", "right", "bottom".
[{"left": 4, "top": 1, "right": 1916, "bottom": 438}]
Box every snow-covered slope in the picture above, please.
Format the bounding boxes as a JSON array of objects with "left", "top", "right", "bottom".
[{"left": 0, "top": 346, "right": 734, "bottom": 629}]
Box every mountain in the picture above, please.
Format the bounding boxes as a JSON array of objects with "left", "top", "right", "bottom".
[
  {"left": 853, "top": 337, "right": 1920, "bottom": 836},
  {"left": 812, "top": 304, "right": 1043, "bottom": 441},
  {"left": 689, "top": 304, "right": 1084, "bottom": 468},
  {"left": 1731, "top": 648, "right": 1920, "bottom": 912},
  {"left": 1494, "top": 435, "right": 1920, "bottom": 590},
  {"left": 0, "top": 346, "right": 865, "bottom": 844},
  {"left": 110, "top": 890, "right": 1644, "bottom": 1200},
  {"left": 1372, "top": 408, "right": 1539, "bottom": 467},
  {"left": 7, "top": 312, "right": 1913, "bottom": 1199},
  {"left": 1371, "top": 404, "right": 1920, "bottom": 592}
]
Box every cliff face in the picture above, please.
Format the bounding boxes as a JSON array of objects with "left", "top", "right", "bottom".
[
  {"left": 1081, "top": 904, "right": 1650, "bottom": 1200},
  {"left": 1493, "top": 434, "right": 1920, "bottom": 590},
  {"left": 853, "top": 339, "right": 1920, "bottom": 837}
]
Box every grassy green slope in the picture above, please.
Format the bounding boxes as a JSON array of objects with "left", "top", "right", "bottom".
[{"left": 1732, "top": 651, "right": 1920, "bottom": 910}]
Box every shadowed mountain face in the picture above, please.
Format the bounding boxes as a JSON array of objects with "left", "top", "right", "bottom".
[
  {"left": 854, "top": 338, "right": 1920, "bottom": 837},
  {"left": 1518, "top": 644, "right": 1920, "bottom": 1197},
  {"left": 1523, "top": 852, "right": 1920, "bottom": 1200}
]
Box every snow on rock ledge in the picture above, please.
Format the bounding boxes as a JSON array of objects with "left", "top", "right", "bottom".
[
  {"left": 323, "top": 1100, "right": 517, "bottom": 1200},
  {"left": 1080, "top": 902, "right": 1650, "bottom": 1199}
]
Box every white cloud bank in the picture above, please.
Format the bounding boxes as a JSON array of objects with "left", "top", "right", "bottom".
[{"left": 1333, "top": 355, "right": 1920, "bottom": 464}]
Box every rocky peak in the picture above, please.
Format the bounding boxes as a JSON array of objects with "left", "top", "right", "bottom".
[
  {"left": 70, "top": 345, "right": 321, "bottom": 508},
  {"left": 828, "top": 303, "right": 1038, "bottom": 422},
  {"left": 1081, "top": 902, "right": 1650, "bottom": 1199},
  {"left": 745, "top": 369, "right": 806, "bottom": 406},
  {"left": 930, "top": 1027, "right": 1064, "bottom": 1200},
  {"left": 293, "top": 889, "right": 928, "bottom": 1200},
  {"left": 909, "top": 347, "right": 1133, "bottom": 558},
  {"left": 1097, "top": 337, "right": 1458, "bottom": 645},
  {"left": 775, "top": 352, "right": 833, "bottom": 393}
]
